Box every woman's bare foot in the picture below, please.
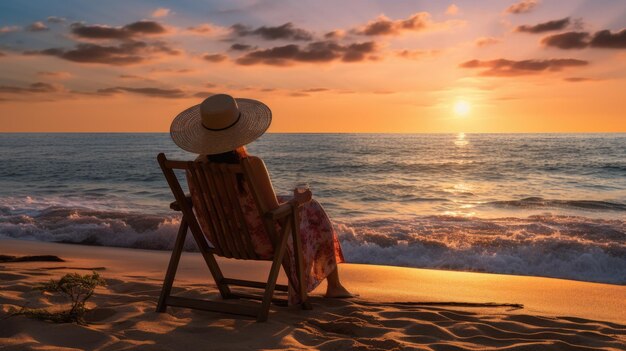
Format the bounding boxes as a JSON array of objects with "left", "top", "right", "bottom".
[{"left": 325, "top": 283, "right": 357, "bottom": 298}]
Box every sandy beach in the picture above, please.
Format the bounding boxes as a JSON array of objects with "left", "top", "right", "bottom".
[{"left": 1, "top": 238, "right": 624, "bottom": 350}]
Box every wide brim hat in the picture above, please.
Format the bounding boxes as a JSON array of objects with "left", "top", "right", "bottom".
[{"left": 170, "top": 94, "right": 271, "bottom": 154}]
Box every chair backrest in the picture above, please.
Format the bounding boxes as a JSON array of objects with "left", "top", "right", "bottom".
[{"left": 158, "top": 153, "right": 275, "bottom": 261}]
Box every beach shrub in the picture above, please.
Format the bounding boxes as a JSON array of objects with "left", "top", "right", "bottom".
[{"left": 17, "top": 272, "right": 106, "bottom": 325}]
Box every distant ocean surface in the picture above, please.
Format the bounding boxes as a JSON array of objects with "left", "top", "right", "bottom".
[{"left": 1, "top": 133, "right": 625, "bottom": 284}]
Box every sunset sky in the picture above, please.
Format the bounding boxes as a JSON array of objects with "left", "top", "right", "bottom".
[{"left": 1, "top": 0, "right": 625, "bottom": 133}]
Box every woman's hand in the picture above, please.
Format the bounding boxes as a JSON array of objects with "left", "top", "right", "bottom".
[{"left": 293, "top": 188, "right": 312, "bottom": 205}]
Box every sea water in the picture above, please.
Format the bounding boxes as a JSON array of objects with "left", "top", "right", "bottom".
[{"left": 1, "top": 133, "right": 624, "bottom": 284}]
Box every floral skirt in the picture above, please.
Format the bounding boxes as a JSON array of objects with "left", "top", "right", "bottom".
[{"left": 244, "top": 194, "right": 345, "bottom": 304}]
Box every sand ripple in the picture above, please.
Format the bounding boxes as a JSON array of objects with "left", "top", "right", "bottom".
[{"left": 1, "top": 265, "right": 624, "bottom": 351}]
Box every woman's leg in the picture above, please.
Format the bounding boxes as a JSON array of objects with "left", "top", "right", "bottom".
[{"left": 324, "top": 266, "right": 356, "bottom": 298}]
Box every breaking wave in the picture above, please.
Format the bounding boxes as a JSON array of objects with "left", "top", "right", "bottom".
[
  {"left": 1, "top": 201, "right": 624, "bottom": 285},
  {"left": 485, "top": 197, "right": 626, "bottom": 211}
]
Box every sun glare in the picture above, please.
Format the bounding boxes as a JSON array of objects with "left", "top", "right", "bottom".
[{"left": 453, "top": 100, "right": 470, "bottom": 117}]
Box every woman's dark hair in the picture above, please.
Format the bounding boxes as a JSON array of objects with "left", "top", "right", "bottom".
[
  {"left": 205, "top": 147, "right": 248, "bottom": 193},
  {"left": 205, "top": 147, "right": 248, "bottom": 164}
]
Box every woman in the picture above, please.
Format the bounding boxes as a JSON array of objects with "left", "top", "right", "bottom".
[{"left": 170, "top": 94, "right": 353, "bottom": 302}]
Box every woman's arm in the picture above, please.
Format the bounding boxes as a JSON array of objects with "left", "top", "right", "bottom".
[{"left": 247, "top": 156, "right": 280, "bottom": 211}]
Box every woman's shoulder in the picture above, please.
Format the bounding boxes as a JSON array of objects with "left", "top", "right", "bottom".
[{"left": 245, "top": 155, "right": 264, "bottom": 164}]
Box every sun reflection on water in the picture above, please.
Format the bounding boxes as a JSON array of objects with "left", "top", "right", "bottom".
[{"left": 454, "top": 132, "right": 468, "bottom": 147}]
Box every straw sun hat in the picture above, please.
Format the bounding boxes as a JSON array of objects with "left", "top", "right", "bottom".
[{"left": 170, "top": 94, "right": 272, "bottom": 154}]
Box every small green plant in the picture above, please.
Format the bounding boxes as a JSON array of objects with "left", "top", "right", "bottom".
[{"left": 16, "top": 272, "right": 106, "bottom": 325}]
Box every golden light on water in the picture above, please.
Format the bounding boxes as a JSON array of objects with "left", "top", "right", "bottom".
[
  {"left": 453, "top": 100, "right": 471, "bottom": 117},
  {"left": 454, "top": 132, "right": 468, "bottom": 147}
]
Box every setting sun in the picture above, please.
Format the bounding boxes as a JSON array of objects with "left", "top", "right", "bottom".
[{"left": 453, "top": 100, "right": 471, "bottom": 117}]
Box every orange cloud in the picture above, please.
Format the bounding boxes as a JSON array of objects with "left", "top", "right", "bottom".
[
  {"left": 0, "top": 25, "right": 20, "bottom": 33},
  {"left": 353, "top": 12, "right": 463, "bottom": 36},
  {"left": 446, "top": 4, "right": 459, "bottom": 15},
  {"left": 475, "top": 37, "right": 500, "bottom": 47},
  {"left": 505, "top": 0, "right": 539, "bottom": 14},
  {"left": 26, "top": 21, "right": 49, "bottom": 32},
  {"left": 151, "top": 8, "right": 171, "bottom": 18}
]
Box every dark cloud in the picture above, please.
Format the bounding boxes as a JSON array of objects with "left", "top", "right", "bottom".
[
  {"left": 459, "top": 58, "right": 588, "bottom": 76},
  {"left": 70, "top": 21, "right": 166, "bottom": 40},
  {"left": 47, "top": 16, "right": 66, "bottom": 23},
  {"left": 590, "top": 29, "right": 626, "bottom": 49},
  {"left": 118, "top": 74, "right": 143, "bottom": 79},
  {"left": 542, "top": 29, "right": 626, "bottom": 50},
  {"left": 542, "top": 32, "right": 590, "bottom": 49},
  {"left": 355, "top": 12, "right": 433, "bottom": 36},
  {"left": 26, "top": 21, "right": 49, "bottom": 32},
  {"left": 301, "top": 88, "right": 329, "bottom": 93},
  {"left": 230, "top": 43, "right": 254, "bottom": 51},
  {"left": 0, "top": 82, "right": 58, "bottom": 94},
  {"left": 505, "top": 0, "right": 539, "bottom": 14},
  {"left": 37, "top": 71, "right": 72, "bottom": 79},
  {"left": 517, "top": 17, "right": 570, "bottom": 33},
  {"left": 289, "top": 92, "right": 309, "bottom": 97},
  {"left": 235, "top": 40, "right": 377, "bottom": 66},
  {"left": 193, "top": 91, "right": 215, "bottom": 99},
  {"left": 27, "top": 40, "right": 178, "bottom": 65},
  {"left": 150, "top": 67, "right": 195, "bottom": 74},
  {"left": 203, "top": 53, "right": 227, "bottom": 62},
  {"left": 232, "top": 22, "right": 313, "bottom": 41},
  {"left": 97, "top": 86, "right": 185, "bottom": 98},
  {"left": 564, "top": 77, "right": 596, "bottom": 82}
]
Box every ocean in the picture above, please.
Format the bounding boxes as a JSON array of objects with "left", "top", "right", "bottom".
[{"left": 1, "top": 133, "right": 624, "bottom": 284}]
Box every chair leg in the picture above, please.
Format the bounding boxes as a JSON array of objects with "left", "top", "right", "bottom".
[
  {"left": 291, "top": 206, "right": 311, "bottom": 310},
  {"left": 192, "top": 234, "right": 232, "bottom": 299},
  {"left": 157, "top": 219, "right": 189, "bottom": 313},
  {"left": 257, "top": 217, "right": 292, "bottom": 322}
]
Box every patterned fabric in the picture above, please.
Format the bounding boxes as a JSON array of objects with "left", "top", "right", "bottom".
[{"left": 187, "top": 169, "right": 345, "bottom": 305}]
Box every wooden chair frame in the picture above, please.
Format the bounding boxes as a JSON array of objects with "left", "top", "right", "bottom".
[{"left": 155, "top": 153, "right": 310, "bottom": 322}]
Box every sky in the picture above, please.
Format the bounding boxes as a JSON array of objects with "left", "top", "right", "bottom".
[{"left": 0, "top": 0, "right": 625, "bottom": 133}]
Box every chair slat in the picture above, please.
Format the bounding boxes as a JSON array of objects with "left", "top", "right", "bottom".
[
  {"left": 194, "top": 164, "right": 227, "bottom": 256},
  {"left": 202, "top": 163, "right": 236, "bottom": 257},
  {"left": 211, "top": 163, "right": 247, "bottom": 259},
  {"left": 195, "top": 164, "right": 230, "bottom": 257},
  {"left": 218, "top": 163, "right": 258, "bottom": 260},
  {"left": 185, "top": 167, "right": 217, "bottom": 250}
]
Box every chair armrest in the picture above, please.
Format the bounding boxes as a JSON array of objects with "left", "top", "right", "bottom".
[
  {"left": 265, "top": 201, "right": 295, "bottom": 220},
  {"left": 170, "top": 195, "right": 192, "bottom": 211}
]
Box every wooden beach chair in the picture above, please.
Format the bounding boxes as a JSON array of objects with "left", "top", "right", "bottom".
[{"left": 155, "top": 153, "right": 310, "bottom": 322}]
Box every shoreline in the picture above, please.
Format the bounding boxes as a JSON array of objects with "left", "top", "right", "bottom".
[
  {"left": 2, "top": 238, "right": 625, "bottom": 350},
  {"left": 2, "top": 238, "right": 624, "bottom": 324},
  {"left": 9, "top": 237, "right": 626, "bottom": 287}
]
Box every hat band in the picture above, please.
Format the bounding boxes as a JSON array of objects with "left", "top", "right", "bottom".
[{"left": 203, "top": 112, "right": 241, "bottom": 131}]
